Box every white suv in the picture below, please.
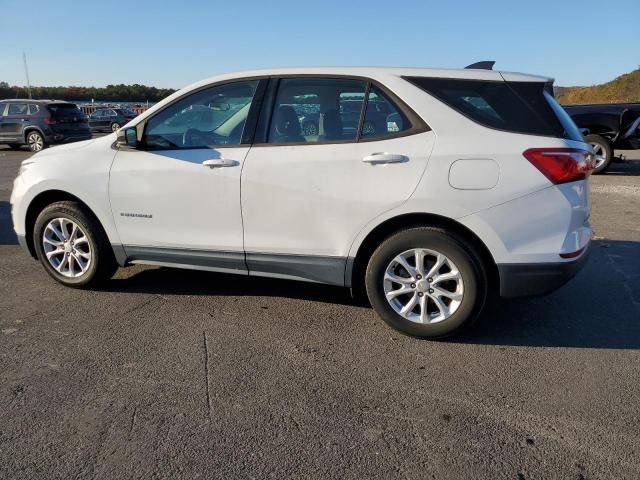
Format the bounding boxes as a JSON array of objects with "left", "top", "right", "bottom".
[{"left": 10, "top": 67, "right": 593, "bottom": 338}]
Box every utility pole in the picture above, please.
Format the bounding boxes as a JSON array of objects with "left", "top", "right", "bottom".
[{"left": 23, "top": 52, "right": 32, "bottom": 99}]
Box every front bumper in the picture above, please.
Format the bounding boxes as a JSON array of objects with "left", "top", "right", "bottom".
[{"left": 497, "top": 242, "right": 591, "bottom": 298}]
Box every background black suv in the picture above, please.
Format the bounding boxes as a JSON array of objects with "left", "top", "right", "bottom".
[
  {"left": 0, "top": 100, "right": 91, "bottom": 152},
  {"left": 88, "top": 108, "right": 138, "bottom": 133}
]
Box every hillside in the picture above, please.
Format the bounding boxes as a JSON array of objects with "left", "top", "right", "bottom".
[{"left": 557, "top": 69, "right": 640, "bottom": 105}]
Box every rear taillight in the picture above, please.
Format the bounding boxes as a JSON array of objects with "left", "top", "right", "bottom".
[
  {"left": 523, "top": 148, "right": 594, "bottom": 184},
  {"left": 44, "top": 117, "right": 57, "bottom": 125}
]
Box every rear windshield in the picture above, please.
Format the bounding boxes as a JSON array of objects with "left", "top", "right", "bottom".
[
  {"left": 47, "top": 104, "right": 83, "bottom": 116},
  {"left": 405, "top": 77, "right": 583, "bottom": 141}
]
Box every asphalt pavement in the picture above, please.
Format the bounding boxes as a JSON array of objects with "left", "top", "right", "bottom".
[{"left": 1, "top": 141, "right": 639, "bottom": 479}]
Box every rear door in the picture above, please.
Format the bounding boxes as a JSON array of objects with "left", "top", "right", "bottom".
[
  {"left": 89, "top": 109, "right": 103, "bottom": 130},
  {"left": 240, "top": 77, "right": 434, "bottom": 285}
]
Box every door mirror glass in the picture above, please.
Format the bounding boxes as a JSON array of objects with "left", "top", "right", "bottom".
[{"left": 117, "top": 127, "right": 138, "bottom": 148}]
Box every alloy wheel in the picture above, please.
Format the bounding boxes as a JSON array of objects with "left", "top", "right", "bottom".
[
  {"left": 42, "top": 218, "right": 92, "bottom": 278},
  {"left": 28, "top": 132, "right": 44, "bottom": 152},
  {"left": 590, "top": 142, "right": 608, "bottom": 169},
  {"left": 111, "top": 123, "right": 121, "bottom": 132},
  {"left": 383, "top": 248, "right": 464, "bottom": 324}
]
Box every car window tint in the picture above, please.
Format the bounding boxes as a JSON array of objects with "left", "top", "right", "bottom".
[
  {"left": 28, "top": 104, "right": 40, "bottom": 115},
  {"left": 406, "top": 77, "right": 568, "bottom": 138},
  {"left": 8, "top": 103, "right": 28, "bottom": 115},
  {"left": 361, "top": 86, "right": 411, "bottom": 139},
  {"left": 144, "top": 80, "right": 259, "bottom": 149},
  {"left": 268, "top": 78, "right": 367, "bottom": 144}
]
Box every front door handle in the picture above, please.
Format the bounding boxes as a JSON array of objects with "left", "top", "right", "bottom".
[
  {"left": 362, "top": 153, "right": 409, "bottom": 164},
  {"left": 202, "top": 159, "right": 239, "bottom": 168}
]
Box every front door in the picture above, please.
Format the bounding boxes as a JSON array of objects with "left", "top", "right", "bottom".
[
  {"left": 109, "top": 79, "right": 265, "bottom": 271},
  {"left": 2, "top": 103, "right": 30, "bottom": 141},
  {"left": 241, "top": 77, "right": 434, "bottom": 285}
]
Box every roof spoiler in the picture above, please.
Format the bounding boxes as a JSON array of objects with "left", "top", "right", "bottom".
[{"left": 465, "top": 61, "right": 495, "bottom": 70}]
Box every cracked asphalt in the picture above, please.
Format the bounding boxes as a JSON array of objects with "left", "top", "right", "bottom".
[{"left": 1, "top": 143, "right": 639, "bottom": 479}]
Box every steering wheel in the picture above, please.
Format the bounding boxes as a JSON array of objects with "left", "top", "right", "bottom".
[{"left": 182, "top": 128, "right": 208, "bottom": 147}]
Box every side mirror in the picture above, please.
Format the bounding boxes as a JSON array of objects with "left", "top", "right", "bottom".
[{"left": 117, "top": 126, "right": 138, "bottom": 148}]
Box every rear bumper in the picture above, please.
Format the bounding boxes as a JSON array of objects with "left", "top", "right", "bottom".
[
  {"left": 497, "top": 242, "right": 591, "bottom": 298},
  {"left": 45, "top": 129, "right": 92, "bottom": 144}
]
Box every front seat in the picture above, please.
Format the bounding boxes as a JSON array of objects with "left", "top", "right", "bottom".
[
  {"left": 272, "top": 105, "right": 304, "bottom": 143},
  {"left": 321, "top": 108, "right": 344, "bottom": 140}
]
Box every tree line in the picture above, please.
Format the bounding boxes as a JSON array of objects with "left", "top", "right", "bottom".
[{"left": 0, "top": 81, "right": 176, "bottom": 103}]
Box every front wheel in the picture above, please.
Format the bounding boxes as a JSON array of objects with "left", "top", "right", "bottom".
[
  {"left": 585, "top": 134, "right": 613, "bottom": 174},
  {"left": 111, "top": 122, "right": 121, "bottom": 133},
  {"left": 365, "top": 227, "right": 487, "bottom": 339},
  {"left": 33, "top": 201, "right": 117, "bottom": 288}
]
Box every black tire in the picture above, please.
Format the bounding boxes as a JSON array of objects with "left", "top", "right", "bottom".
[
  {"left": 33, "top": 201, "right": 118, "bottom": 288},
  {"left": 365, "top": 227, "right": 487, "bottom": 339},
  {"left": 585, "top": 134, "right": 613, "bottom": 174}
]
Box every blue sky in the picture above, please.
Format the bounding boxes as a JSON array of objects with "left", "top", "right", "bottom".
[{"left": 1, "top": 0, "right": 638, "bottom": 88}]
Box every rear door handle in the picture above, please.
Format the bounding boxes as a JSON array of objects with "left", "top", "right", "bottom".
[
  {"left": 362, "top": 153, "right": 409, "bottom": 164},
  {"left": 202, "top": 159, "right": 239, "bottom": 168}
]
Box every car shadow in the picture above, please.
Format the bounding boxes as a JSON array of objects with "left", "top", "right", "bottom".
[
  {"left": 97, "top": 240, "right": 640, "bottom": 349},
  {"left": 605, "top": 157, "right": 640, "bottom": 176},
  {"left": 459, "top": 239, "right": 640, "bottom": 349},
  {"left": 0, "top": 201, "right": 18, "bottom": 245},
  {"left": 104, "top": 266, "right": 357, "bottom": 307}
]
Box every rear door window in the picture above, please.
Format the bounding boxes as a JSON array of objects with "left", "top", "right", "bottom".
[
  {"left": 405, "top": 77, "right": 575, "bottom": 139},
  {"left": 8, "top": 103, "right": 29, "bottom": 115},
  {"left": 361, "top": 85, "right": 411, "bottom": 139},
  {"left": 267, "top": 78, "right": 367, "bottom": 144}
]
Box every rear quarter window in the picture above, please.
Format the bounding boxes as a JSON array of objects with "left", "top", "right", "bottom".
[
  {"left": 405, "top": 77, "right": 577, "bottom": 140},
  {"left": 47, "top": 104, "right": 82, "bottom": 116}
]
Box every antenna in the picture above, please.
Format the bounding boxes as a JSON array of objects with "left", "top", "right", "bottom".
[
  {"left": 23, "top": 52, "right": 32, "bottom": 99},
  {"left": 465, "top": 61, "right": 496, "bottom": 71}
]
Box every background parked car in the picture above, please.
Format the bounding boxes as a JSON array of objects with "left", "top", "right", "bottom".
[
  {"left": 563, "top": 103, "right": 640, "bottom": 173},
  {"left": 89, "top": 108, "right": 138, "bottom": 133},
  {"left": 0, "top": 100, "right": 90, "bottom": 152},
  {"left": 297, "top": 99, "right": 393, "bottom": 138}
]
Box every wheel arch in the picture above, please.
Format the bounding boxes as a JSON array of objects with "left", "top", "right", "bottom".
[
  {"left": 23, "top": 126, "right": 46, "bottom": 143},
  {"left": 347, "top": 212, "right": 499, "bottom": 292},
  {"left": 24, "top": 190, "right": 103, "bottom": 259}
]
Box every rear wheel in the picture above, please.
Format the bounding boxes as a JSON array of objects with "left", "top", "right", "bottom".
[
  {"left": 365, "top": 227, "right": 487, "bottom": 339},
  {"left": 33, "top": 201, "right": 117, "bottom": 288},
  {"left": 585, "top": 134, "right": 613, "bottom": 174},
  {"left": 26, "top": 131, "right": 45, "bottom": 152}
]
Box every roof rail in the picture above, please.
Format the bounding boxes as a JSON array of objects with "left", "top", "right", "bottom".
[{"left": 465, "top": 61, "right": 495, "bottom": 70}]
